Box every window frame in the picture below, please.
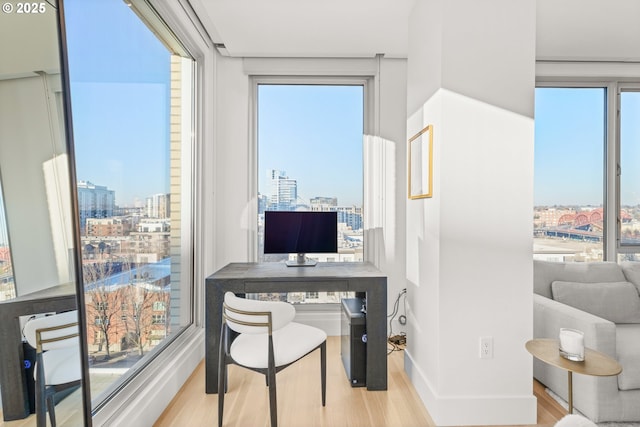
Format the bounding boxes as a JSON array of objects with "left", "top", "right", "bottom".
[
  {"left": 616, "top": 83, "right": 640, "bottom": 255},
  {"left": 534, "top": 78, "right": 640, "bottom": 261},
  {"left": 81, "top": 0, "right": 208, "bottom": 422},
  {"left": 249, "top": 76, "right": 373, "bottom": 263}
]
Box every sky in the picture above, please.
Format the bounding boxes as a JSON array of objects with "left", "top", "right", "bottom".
[
  {"left": 620, "top": 91, "right": 640, "bottom": 207},
  {"left": 258, "top": 85, "right": 364, "bottom": 207},
  {"left": 59, "top": 0, "right": 640, "bottom": 210},
  {"left": 534, "top": 87, "right": 640, "bottom": 207},
  {"left": 533, "top": 87, "right": 605, "bottom": 207},
  {"left": 63, "top": 1, "right": 366, "bottom": 209},
  {"left": 64, "top": 0, "right": 171, "bottom": 207}
]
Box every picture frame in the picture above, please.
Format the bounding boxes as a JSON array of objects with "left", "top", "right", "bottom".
[{"left": 408, "top": 124, "right": 433, "bottom": 199}]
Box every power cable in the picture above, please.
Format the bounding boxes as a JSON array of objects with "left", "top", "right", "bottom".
[{"left": 387, "top": 288, "right": 407, "bottom": 353}]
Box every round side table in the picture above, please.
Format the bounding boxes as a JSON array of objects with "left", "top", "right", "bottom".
[{"left": 526, "top": 338, "right": 622, "bottom": 414}]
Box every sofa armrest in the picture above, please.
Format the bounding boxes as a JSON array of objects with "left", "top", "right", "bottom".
[
  {"left": 533, "top": 293, "right": 616, "bottom": 357},
  {"left": 533, "top": 294, "right": 621, "bottom": 421}
]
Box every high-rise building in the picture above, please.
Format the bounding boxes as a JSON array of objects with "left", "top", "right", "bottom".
[
  {"left": 146, "top": 193, "right": 171, "bottom": 219},
  {"left": 310, "top": 196, "right": 338, "bottom": 211},
  {"left": 336, "top": 206, "right": 363, "bottom": 231},
  {"left": 86, "top": 217, "right": 131, "bottom": 237},
  {"left": 268, "top": 169, "right": 297, "bottom": 211},
  {"left": 257, "top": 193, "right": 268, "bottom": 215},
  {"left": 77, "top": 181, "right": 116, "bottom": 232}
]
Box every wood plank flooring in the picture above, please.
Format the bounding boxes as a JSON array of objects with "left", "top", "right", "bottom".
[
  {"left": 154, "top": 336, "right": 566, "bottom": 427},
  {"left": 0, "top": 336, "right": 565, "bottom": 426},
  {"left": 0, "top": 390, "right": 83, "bottom": 427}
]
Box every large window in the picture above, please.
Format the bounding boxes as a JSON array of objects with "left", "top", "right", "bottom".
[
  {"left": 256, "top": 83, "right": 364, "bottom": 302},
  {"left": 534, "top": 87, "right": 606, "bottom": 262},
  {"left": 619, "top": 87, "right": 640, "bottom": 257},
  {"left": 534, "top": 82, "right": 640, "bottom": 262},
  {"left": 65, "top": 0, "right": 194, "bottom": 407}
]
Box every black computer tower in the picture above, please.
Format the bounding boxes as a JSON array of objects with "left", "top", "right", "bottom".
[
  {"left": 340, "top": 298, "right": 366, "bottom": 387},
  {"left": 23, "top": 341, "right": 36, "bottom": 413}
]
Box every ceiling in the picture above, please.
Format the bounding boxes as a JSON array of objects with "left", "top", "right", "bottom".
[
  {"left": 190, "top": 0, "right": 414, "bottom": 58},
  {"left": 0, "top": 6, "right": 60, "bottom": 79},
  {"left": 190, "top": 0, "right": 640, "bottom": 62}
]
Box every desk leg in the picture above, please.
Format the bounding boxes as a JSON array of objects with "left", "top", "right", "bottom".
[
  {"left": 0, "top": 316, "right": 30, "bottom": 420},
  {"left": 365, "top": 280, "right": 388, "bottom": 391},
  {"left": 205, "top": 283, "right": 223, "bottom": 394},
  {"left": 568, "top": 371, "right": 573, "bottom": 414}
]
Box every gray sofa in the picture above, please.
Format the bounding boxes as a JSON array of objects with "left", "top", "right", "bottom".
[{"left": 534, "top": 260, "right": 640, "bottom": 422}]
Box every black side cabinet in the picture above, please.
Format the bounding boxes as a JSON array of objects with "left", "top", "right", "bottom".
[{"left": 340, "top": 298, "right": 367, "bottom": 387}]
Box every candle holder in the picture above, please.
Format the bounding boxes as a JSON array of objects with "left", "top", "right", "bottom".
[{"left": 559, "top": 328, "right": 585, "bottom": 361}]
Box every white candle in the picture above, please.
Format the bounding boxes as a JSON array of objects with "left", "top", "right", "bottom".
[{"left": 559, "top": 328, "right": 585, "bottom": 361}]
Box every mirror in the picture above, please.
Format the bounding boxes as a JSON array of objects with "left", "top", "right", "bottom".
[
  {"left": 0, "top": 184, "right": 16, "bottom": 301},
  {"left": 0, "top": 1, "right": 90, "bottom": 425}
]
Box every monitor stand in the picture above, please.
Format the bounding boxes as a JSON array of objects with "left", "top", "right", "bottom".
[{"left": 286, "top": 253, "right": 317, "bottom": 267}]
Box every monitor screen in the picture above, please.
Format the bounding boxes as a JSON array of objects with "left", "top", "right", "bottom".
[{"left": 263, "top": 211, "right": 338, "bottom": 255}]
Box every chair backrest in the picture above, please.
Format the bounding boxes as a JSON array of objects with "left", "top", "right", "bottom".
[
  {"left": 223, "top": 292, "right": 295, "bottom": 335},
  {"left": 23, "top": 310, "right": 80, "bottom": 353}
]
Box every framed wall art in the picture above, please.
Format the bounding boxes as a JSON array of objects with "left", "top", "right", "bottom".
[{"left": 408, "top": 124, "right": 433, "bottom": 199}]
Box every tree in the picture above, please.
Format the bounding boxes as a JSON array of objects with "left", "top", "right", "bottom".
[
  {"left": 83, "top": 260, "right": 126, "bottom": 359},
  {"left": 121, "top": 283, "right": 155, "bottom": 356}
]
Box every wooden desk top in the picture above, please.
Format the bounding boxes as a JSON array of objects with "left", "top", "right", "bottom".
[
  {"left": 526, "top": 338, "right": 622, "bottom": 377},
  {"left": 208, "top": 262, "right": 386, "bottom": 281},
  {"left": 0, "top": 283, "right": 77, "bottom": 317}
]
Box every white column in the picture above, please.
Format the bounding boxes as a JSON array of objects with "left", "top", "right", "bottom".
[{"left": 405, "top": 0, "right": 537, "bottom": 424}]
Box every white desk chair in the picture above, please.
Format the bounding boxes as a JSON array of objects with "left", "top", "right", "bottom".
[
  {"left": 218, "top": 292, "right": 327, "bottom": 427},
  {"left": 23, "top": 310, "right": 81, "bottom": 427}
]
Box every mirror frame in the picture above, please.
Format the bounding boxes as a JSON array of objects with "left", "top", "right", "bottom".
[{"left": 56, "top": 0, "right": 92, "bottom": 424}]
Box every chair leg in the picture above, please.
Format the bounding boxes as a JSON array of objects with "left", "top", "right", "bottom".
[
  {"left": 47, "top": 393, "right": 56, "bottom": 427},
  {"left": 320, "top": 341, "right": 326, "bottom": 406},
  {"left": 35, "top": 380, "right": 46, "bottom": 427},
  {"left": 218, "top": 329, "right": 227, "bottom": 427},
  {"left": 267, "top": 365, "right": 277, "bottom": 427},
  {"left": 34, "top": 358, "right": 48, "bottom": 427},
  {"left": 217, "top": 361, "right": 226, "bottom": 427}
]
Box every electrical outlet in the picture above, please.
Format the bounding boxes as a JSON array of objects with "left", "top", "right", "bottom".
[{"left": 480, "top": 336, "right": 493, "bottom": 359}]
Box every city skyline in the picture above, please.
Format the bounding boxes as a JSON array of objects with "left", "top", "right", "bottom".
[
  {"left": 262, "top": 169, "right": 362, "bottom": 210},
  {"left": 258, "top": 85, "right": 364, "bottom": 207}
]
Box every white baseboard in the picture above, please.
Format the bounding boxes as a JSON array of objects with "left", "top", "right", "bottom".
[
  {"left": 94, "top": 327, "right": 205, "bottom": 427},
  {"left": 294, "top": 308, "right": 341, "bottom": 336},
  {"left": 403, "top": 349, "right": 537, "bottom": 426}
]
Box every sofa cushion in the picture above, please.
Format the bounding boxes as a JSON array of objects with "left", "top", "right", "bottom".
[
  {"left": 620, "top": 262, "right": 640, "bottom": 295},
  {"left": 551, "top": 280, "right": 640, "bottom": 323},
  {"left": 616, "top": 324, "right": 640, "bottom": 390},
  {"left": 534, "top": 260, "right": 626, "bottom": 299}
]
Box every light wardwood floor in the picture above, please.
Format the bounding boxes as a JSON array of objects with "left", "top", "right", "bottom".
[
  {"left": 0, "top": 336, "right": 566, "bottom": 426},
  {"left": 0, "top": 390, "right": 83, "bottom": 427},
  {"left": 154, "top": 336, "right": 567, "bottom": 427}
]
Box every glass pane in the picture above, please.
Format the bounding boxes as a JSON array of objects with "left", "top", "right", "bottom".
[
  {"left": 65, "top": 0, "right": 194, "bottom": 407},
  {"left": 257, "top": 84, "right": 364, "bottom": 302},
  {"left": 534, "top": 87, "right": 606, "bottom": 262},
  {"left": 619, "top": 90, "right": 640, "bottom": 248},
  {"left": 0, "top": 185, "right": 15, "bottom": 301}
]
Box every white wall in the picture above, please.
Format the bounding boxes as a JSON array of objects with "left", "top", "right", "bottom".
[
  {"left": 404, "top": 0, "right": 537, "bottom": 425},
  {"left": 0, "top": 74, "right": 73, "bottom": 295},
  {"left": 364, "top": 58, "right": 408, "bottom": 334},
  {"left": 213, "top": 56, "right": 253, "bottom": 269}
]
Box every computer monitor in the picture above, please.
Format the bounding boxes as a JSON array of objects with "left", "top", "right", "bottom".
[{"left": 263, "top": 211, "right": 338, "bottom": 266}]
